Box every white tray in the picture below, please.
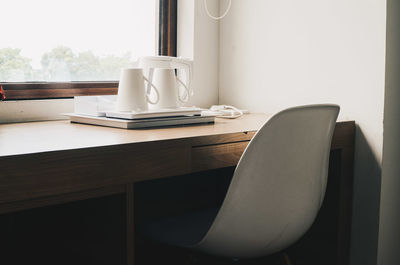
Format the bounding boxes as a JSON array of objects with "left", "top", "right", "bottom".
[
  {"left": 105, "top": 107, "right": 203, "bottom": 120},
  {"left": 65, "top": 113, "right": 215, "bottom": 129}
]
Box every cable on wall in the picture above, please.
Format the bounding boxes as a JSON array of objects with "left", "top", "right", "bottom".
[{"left": 204, "top": 0, "right": 232, "bottom": 20}]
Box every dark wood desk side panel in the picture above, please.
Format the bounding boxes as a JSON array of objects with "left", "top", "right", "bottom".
[
  {"left": 0, "top": 139, "right": 191, "bottom": 204},
  {"left": 330, "top": 121, "right": 355, "bottom": 265},
  {"left": 331, "top": 121, "right": 355, "bottom": 149},
  {"left": 337, "top": 147, "right": 355, "bottom": 265}
]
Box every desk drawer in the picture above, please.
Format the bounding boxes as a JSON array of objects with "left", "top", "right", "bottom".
[
  {"left": 191, "top": 141, "right": 249, "bottom": 172},
  {"left": 0, "top": 140, "right": 190, "bottom": 205}
]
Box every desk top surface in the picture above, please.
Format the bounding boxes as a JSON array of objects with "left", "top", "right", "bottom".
[{"left": 0, "top": 114, "right": 270, "bottom": 158}]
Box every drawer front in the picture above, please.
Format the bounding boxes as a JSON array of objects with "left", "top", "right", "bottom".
[
  {"left": 191, "top": 141, "right": 250, "bottom": 172},
  {"left": 0, "top": 140, "right": 190, "bottom": 204},
  {"left": 190, "top": 132, "right": 255, "bottom": 146}
]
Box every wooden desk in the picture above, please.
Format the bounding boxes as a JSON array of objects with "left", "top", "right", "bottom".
[{"left": 0, "top": 114, "right": 355, "bottom": 265}]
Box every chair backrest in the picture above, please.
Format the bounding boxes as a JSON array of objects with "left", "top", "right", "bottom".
[{"left": 195, "top": 104, "right": 340, "bottom": 258}]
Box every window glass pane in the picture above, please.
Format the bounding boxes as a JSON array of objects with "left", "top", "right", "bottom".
[{"left": 0, "top": 0, "right": 156, "bottom": 82}]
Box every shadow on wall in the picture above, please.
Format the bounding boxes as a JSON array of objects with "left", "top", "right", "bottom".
[{"left": 351, "top": 125, "right": 382, "bottom": 265}]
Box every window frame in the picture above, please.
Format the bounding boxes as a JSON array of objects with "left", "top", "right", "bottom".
[{"left": 0, "top": 0, "right": 177, "bottom": 101}]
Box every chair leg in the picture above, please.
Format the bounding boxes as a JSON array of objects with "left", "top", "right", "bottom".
[{"left": 283, "top": 253, "right": 292, "bottom": 265}]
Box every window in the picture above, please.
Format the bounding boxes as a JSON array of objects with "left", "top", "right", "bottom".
[{"left": 0, "top": 0, "right": 177, "bottom": 100}]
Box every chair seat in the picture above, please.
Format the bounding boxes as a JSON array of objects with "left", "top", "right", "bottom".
[{"left": 139, "top": 208, "right": 219, "bottom": 247}]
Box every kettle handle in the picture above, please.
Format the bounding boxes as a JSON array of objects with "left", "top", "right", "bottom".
[
  {"left": 143, "top": 76, "right": 160, "bottom": 104},
  {"left": 173, "top": 59, "right": 193, "bottom": 97},
  {"left": 176, "top": 77, "right": 190, "bottom": 103}
]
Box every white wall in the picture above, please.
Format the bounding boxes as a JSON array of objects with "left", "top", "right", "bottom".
[
  {"left": 0, "top": 99, "right": 73, "bottom": 123},
  {"left": 218, "top": 0, "right": 386, "bottom": 264},
  {"left": 378, "top": 0, "right": 400, "bottom": 264},
  {"left": 177, "top": 0, "right": 219, "bottom": 108}
]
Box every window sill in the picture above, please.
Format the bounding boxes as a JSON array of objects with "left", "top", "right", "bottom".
[{"left": 1, "top": 82, "right": 118, "bottom": 100}]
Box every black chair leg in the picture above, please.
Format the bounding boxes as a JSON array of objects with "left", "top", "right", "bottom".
[{"left": 283, "top": 253, "right": 292, "bottom": 265}]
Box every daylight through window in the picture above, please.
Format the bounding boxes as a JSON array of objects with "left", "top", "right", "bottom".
[{"left": 0, "top": 0, "right": 156, "bottom": 82}]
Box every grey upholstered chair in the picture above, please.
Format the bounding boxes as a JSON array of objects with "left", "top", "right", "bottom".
[{"left": 141, "top": 104, "right": 340, "bottom": 260}]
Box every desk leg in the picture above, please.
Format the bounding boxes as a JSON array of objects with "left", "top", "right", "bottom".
[
  {"left": 126, "top": 183, "right": 135, "bottom": 265},
  {"left": 337, "top": 147, "right": 354, "bottom": 265}
]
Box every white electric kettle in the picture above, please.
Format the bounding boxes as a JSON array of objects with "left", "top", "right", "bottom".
[{"left": 139, "top": 56, "right": 193, "bottom": 109}]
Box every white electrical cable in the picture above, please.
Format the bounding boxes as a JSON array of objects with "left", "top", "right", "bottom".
[
  {"left": 204, "top": 0, "right": 232, "bottom": 20},
  {"left": 206, "top": 105, "right": 244, "bottom": 119}
]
